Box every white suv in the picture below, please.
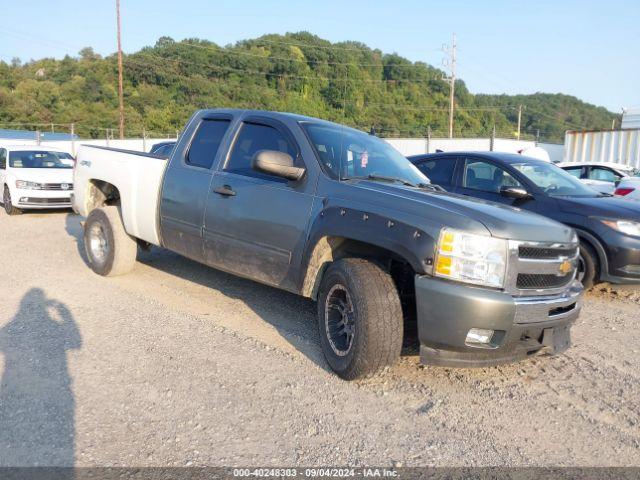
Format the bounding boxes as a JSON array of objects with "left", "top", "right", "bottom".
[
  {"left": 0, "top": 145, "right": 75, "bottom": 215},
  {"left": 558, "top": 162, "right": 640, "bottom": 199}
]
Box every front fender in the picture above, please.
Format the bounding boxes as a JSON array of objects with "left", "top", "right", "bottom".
[{"left": 299, "top": 205, "right": 438, "bottom": 298}]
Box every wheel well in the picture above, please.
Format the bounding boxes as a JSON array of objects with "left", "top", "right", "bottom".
[
  {"left": 302, "top": 236, "right": 416, "bottom": 305},
  {"left": 577, "top": 235, "right": 602, "bottom": 279},
  {"left": 85, "top": 180, "right": 121, "bottom": 212}
]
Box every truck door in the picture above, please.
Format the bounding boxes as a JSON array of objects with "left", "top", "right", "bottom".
[
  {"left": 204, "top": 118, "right": 314, "bottom": 289},
  {"left": 159, "top": 117, "right": 232, "bottom": 262}
]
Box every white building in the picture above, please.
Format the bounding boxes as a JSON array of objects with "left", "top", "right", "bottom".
[{"left": 622, "top": 107, "right": 640, "bottom": 130}]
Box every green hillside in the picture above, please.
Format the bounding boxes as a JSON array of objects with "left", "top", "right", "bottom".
[{"left": 0, "top": 32, "right": 620, "bottom": 142}]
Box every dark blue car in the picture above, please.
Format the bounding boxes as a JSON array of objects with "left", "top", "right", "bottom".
[{"left": 409, "top": 152, "right": 640, "bottom": 288}]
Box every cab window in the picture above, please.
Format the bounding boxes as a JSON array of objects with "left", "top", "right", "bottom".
[
  {"left": 225, "top": 122, "right": 298, "bottom": 180},
  {"left": 463, "top": 159, "right": 522, "bottom": 193},
  {"left": 0, "top": 149, "right": 6, "bottom": 169},
  {"left": 186, "top": 119, "right": 231, "bottom": 169}
]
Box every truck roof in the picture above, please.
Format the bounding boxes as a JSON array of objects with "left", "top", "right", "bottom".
[{"left": 197, "top": 108, "right": 363, "bottom": 132}]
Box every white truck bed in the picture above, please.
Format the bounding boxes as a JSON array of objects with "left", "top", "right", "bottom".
[{"left": 73, "top": 145, "right": 168, "bottom": 245}]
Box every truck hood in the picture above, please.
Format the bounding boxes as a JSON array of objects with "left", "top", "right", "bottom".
[
  {"left": 348, "top": 180, "right": 575, "bottom": 243},
  {"left": 10, "top": 168, "right": 74, "bottom": 184},
  {"left": 559, "top": 195, "right": 640, "bottom": 220}
]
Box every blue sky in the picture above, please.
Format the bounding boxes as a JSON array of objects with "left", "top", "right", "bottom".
[{"left": 1, "top": 0, "right": 638, "bottom": 112}]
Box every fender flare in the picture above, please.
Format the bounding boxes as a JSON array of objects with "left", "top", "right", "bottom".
[{"left": 299, "top": 206, "right": 436, "bottom": 298}]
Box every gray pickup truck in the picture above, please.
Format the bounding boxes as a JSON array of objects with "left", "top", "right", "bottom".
[{"left": 73, "top": 109, "right": 583, "bottom": 379}]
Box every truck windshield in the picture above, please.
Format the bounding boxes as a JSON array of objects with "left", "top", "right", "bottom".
[
  {"left": 302, "top": 123, "right": 429, "bottom": 186},
  {"left": 513, "top": 161, "right": 599, "bottom": 197},
  {"left": 9, "top": 151, "right": 74, "bottom": 169}
]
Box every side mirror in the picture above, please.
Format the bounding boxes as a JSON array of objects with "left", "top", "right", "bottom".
[
  {"left": 251, "top": 150, "right": 305, "bottom": 181},
  {"left": 500, "top": 186, "right": 531, "bottom": 200}
]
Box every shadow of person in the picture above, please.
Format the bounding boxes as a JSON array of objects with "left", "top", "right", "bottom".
[{"left": 0, "top": 288, "right": 81, "bottom": 467}]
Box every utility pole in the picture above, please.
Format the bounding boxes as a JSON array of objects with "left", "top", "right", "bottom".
[
  {"left": 516, "top": 105, "right": 523, "bottom": 140},
  {"left": 442, "top": 33, "right": 457, "bottom": 138},
  {"left": 116, "top": 0, "right": 125, "bottom": 140},
  {"left": 490, "top": 125, "right": 495, "bottom": 151},
  {"left": 70, "top": 123, "right": 76, "bottom": 156}
]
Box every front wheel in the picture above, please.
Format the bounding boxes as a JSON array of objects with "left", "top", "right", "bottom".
[
  {"left": 3, "top": 187, "right": 22, "bottom": 216},
  {"left": 577, "top": 242, "right": 598, "bottom": 290},
  {"left": 83, "top": 206, "right": 137, "bottom": 276},
  {"left": 317, "top": 258, "right": 403, "bottom": 380}
]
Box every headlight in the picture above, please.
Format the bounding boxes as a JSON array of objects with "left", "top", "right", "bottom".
[
  {"left": 600, "top": 219, "right": 640, "bottom": 237},
  {"left": 434, "top": 228, "right": 508, "bottom": 288},
  {"left": 15, "top": 180, "right": 43, "bottom": 190}
]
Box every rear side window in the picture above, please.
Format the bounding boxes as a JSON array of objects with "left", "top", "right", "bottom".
[
  {"left": 0, "top": 149, "right": 6, "bottom": 169},
  {"left": 588, "top": 167, "right": 620, "bottom": 183},
  {"left": 415, "top": 158, "right": 456, "bottom": 186},
  {"left": 225, "top": 122, "right": 297, "bottom": 179},
  {"left": 186, "top": 119, "right": 231, "bottom": 169}
]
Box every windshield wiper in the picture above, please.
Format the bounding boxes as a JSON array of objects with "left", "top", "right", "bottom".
[
  {"left": 343, "top": 174, "right": 418, "bottom": 187},
  {"left": 343, "top": 174, "right": 446, "bottom": 192},
  {"left": 417, "top": 182, "right": 446, "bottom": 192},
  {"left": 365, "top": 174, "right": 418, "bottom": 187}
]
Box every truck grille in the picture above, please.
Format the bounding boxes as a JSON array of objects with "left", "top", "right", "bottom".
[
  {"left": 517, "top": 273, "right": 574, "bottom": 289},
  {"left": 508, "top": 241, "right": 579, "bottom": 296},
  {"left": 518, "top": 246, "right": 577, "bottom": 260}
]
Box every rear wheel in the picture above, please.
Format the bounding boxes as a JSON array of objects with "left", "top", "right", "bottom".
[
  {"left": 83, "top": 206, "right": 137, "bottom": 276},
  {"left": 577, "top": 242, "right": 598, "bottom": 290},
  {"left": 3, "top": 187, "right": 22, "bottom": 216},
  {"left": 317, "top": 258, "right": 403, "bottom": 380}
]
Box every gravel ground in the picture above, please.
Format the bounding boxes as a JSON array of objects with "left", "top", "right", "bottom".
[{"left": 0, "top": 210, "right": 638, "bottom": 467}]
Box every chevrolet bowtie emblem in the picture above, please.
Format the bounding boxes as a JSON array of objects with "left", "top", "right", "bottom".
[{"left": 559, "top": 260, "right": 573, "bottom": 275}]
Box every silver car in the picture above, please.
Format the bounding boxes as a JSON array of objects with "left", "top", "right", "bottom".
[{"left": 558, "top": 162, "right": 640, "bottom": 199}]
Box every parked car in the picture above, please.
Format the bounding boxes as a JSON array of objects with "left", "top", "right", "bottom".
[
  {"left": 73, "top": 109, "right": 583, "bottom": 379},
  {"left": 409, "top": 152, "right": 640, "bottom": 289},
  {"left": 0, "top": 145, "right": 75, "bottom": 215},
  {"left": 558, "top": 161, "right": 640, "bottom": 198},
  {"left": 149, "top": 141, "right": 176, "bottom": 157}
]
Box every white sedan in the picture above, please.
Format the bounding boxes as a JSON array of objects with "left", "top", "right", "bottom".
[
  {"left": 0, "top": 145, "right": 75, "bottom": 215},
  {"left": 557, "top": 161, "right": 640, "bottom": 199}
]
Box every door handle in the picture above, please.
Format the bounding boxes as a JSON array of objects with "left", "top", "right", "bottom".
[{"left": 213, "top": 185, "right": 236, "bottom": 197}]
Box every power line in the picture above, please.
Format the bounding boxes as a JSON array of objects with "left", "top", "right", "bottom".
[
  {"left": 177, "top": 40, "right": 434, "bottom": 69},
  {"left": 124, "top": 51, "right": 438, "bottom": 85},
  {"left": 246, "top": 37, "right": 382, "bottom": 53}
]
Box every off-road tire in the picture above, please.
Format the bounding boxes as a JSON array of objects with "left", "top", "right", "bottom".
[
  {"left": 3, "top": 187, "right": 22, "bottom": 216},
  {"left": 83, "top": 206, "right": 137, "bottom": 276},
  {"left": 317, "top": 258, "right": 403, "bottom": 380},
  {"left": 578, "top": 242, "right": 598, "bottom": 290}
]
